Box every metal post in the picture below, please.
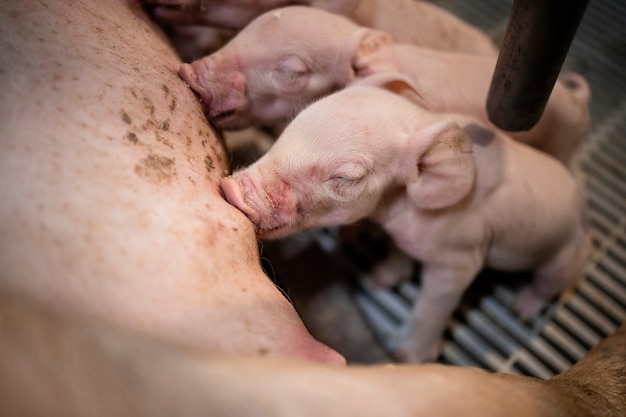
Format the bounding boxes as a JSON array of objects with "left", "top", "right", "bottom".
[{"left": 486, "top": 0, "right": 589, "bottom": 131}]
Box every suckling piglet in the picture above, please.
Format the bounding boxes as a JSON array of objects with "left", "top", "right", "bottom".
[
  {"left": 146, "top": 0, "right": 496, "bottom": 55},
  {"left": 220, "top": 74, "right": 591, "bottom": 363},
  {"left": 180, "top": 6, "right": 590, "bottom": 164}
]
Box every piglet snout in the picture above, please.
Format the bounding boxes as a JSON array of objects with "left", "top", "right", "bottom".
[
  {"left": 179, "top": 62, "right": 213, "bottom": 105},
  {"left": 220, "top": 176, "right": 256, "bottom": 221},
  {"left": 220, "top": 173, "right": 300, "bottom": 239}
]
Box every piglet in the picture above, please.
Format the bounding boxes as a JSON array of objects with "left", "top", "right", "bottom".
[
  {"left": 180, "top": 6, "right": 590, "bottom": 163},
  {"left": 146, "top": 0, "right": 495, "bottom": 54},
  {"left": 220, "top": 74, "right": 591, "bottom": 363}
]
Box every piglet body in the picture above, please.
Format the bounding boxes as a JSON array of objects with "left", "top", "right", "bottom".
[
  {"left": 350, "top": 0, "right": 497, "bottom": 55},
  {"left": 221, "top": 80, "right": 590, "bottom": 363},
  {"left": 181, "top": 6, "right": 589, "bottom": 163}
]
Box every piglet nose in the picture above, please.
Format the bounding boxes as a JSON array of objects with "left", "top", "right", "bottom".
[
  {"left": 220, "top": 177, "right": 244, "bottom": 209},
  {"left": 178, "top": 62, "right": 196, "bottom": 83},
  {"left": 220, "top": 176, "right": 258, "bottom": 224},
  {"left": 178, "top": 62, "right": 212, "bottom": 105}
]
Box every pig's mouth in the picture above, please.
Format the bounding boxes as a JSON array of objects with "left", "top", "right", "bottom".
[
  {"left": 148, "top": 0, "right": 206, "bottom": 12},
  {"left": 211, "top": 108, "right": 239, "bottom": 124},
  {"left": 208, "top": 104, "right": 249, "bottom": 129},
  {"left": 256, "top": 223, "right": 292, "bottom": 240}
]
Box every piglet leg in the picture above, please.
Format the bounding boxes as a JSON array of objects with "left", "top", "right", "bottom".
[
  {"left": 513, "top": 228, "right": 591, "bottom": 321},
  {"left": 393, "top": 260, "right": 481, "bottom": 363},
  {"left": 369, "top": 245, "right": 415, "bottom": 288}
]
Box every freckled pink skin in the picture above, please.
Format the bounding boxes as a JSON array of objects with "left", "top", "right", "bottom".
[
  {"left": 179, "top": 6, "right": 589, "bottom": 163},
  {"left": 221, "top": 83, "right": 590, "bottom": 363}
]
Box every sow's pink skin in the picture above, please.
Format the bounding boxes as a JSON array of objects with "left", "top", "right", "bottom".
[
  {"left": 179, "top": 6, "right": 590, "bottom": 164},
  {"left": 220, "top": 76, "right": 591, "bottom": 363}
]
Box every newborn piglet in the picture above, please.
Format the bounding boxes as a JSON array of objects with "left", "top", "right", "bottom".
[{"left": 220, "top": 74, "right": 591, "bottom": 363}]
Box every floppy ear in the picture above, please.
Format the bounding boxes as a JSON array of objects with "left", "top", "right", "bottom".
[
  {"left": 350, "top": 72, "right": 431, "bottom": 110},
  {"left": 405, "top": 119, "right": 475, "bottom": 210},
  {"left": 339, "top": 28, "right": 398, "bottom": 82}
]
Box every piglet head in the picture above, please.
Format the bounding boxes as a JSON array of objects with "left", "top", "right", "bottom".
[
  {"left": 220, "top": 118, "right": 386, "bottom": 239},
  {"left": 221, "top": 75, "right": 476, "bottom": 239},
  {"left": 179, "top": 6, "right": 398, "bottom": 130}
]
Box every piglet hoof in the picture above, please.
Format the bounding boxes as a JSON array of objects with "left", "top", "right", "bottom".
[
  {"left": 369, "top": 264, "right": 407, "bottom": 288},
  {"left": 369, "top": 250, "right": 414, "bottom": 288},
  {"left": 512, "top": 286, "right": 549, "bottom": 322}
]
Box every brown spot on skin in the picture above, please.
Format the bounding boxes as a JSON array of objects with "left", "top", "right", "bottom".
[
  {"left": 121, "top": 111, "right": 132, "bottom": 124},
  {"left": 257, "top": 347, "right": 269, "bottom": 356},
  {"left": 142, "top": 96, "right": 155, "bottom": 116},
  {"left": 134, "top": 154, "right": 176, "bottom": 183},
  {"left": 142, "top": 119, "right": 156, "bottom": 131},
  {"left": 125, "top": 132, "right": 138, "bottom": 144},
  {"left": 204, "top": 154, "right": 214, "bottom": 173},
  {"left": 169, "top": 97, "right": 177, "bottom": 111},
  {"left": 160, "top": 119, "right": 170, "bottom": 131},
  {"left": 161, "top": 84, "right": 170, "bottom": 94},
  {"left": 154, "top": 132, "right": 174, "bottom": 149}
]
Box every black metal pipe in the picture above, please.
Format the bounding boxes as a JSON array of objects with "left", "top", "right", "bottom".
[{"left": 486, "top": 0, "right": 589, "bottom": 131}]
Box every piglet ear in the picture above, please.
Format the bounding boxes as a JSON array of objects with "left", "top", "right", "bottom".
[
  {"left": 406, "top": 119, "right": 475, "bottom": 210},
  {"left": 340, "top": 28, "right": 398, "bottom": 81},
  {"left": 350, "top": 72, "right": 431, "bottom": 110}
]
